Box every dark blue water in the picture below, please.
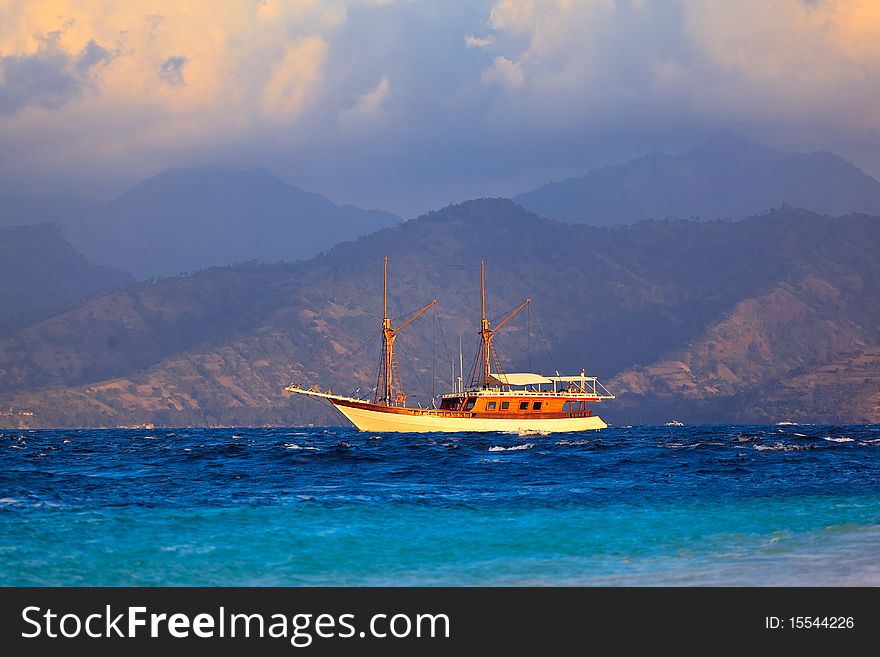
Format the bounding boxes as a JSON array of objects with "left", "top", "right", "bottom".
[{"left": 2, "top": 425, "right": 880, "bottom": 585}]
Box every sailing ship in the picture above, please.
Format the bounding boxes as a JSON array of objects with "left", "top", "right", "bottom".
[{"left": 285, "top": 258, "right": 614, "bottom": 433}]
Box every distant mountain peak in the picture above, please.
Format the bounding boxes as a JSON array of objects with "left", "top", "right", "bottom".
[
  {"left": 688, "top": 132, "right": 773, "bottom": 156},
  {"left": 514, "top": 136, "right": 880, "bottom": 225},
  {"left": 62, "top": 166, "right": 402, "bottom": 279},
  {"left": 416, "top": 197, "right": 542, "bottom": 230},
  {"left": 125, "top": 166, "right": 290, "bottom": 196}
]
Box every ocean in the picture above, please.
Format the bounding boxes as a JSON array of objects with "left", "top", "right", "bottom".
[{"left": 2, "top": 425, "right": 879, "bottom": 586}]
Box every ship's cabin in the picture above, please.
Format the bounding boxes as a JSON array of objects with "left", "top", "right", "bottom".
[{"left": 437, "top": 372, "right": 613, "bottom": 415}]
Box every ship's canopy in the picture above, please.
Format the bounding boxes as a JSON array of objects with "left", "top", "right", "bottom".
[{"left": 488, "top": 373, "right": 553, "bottom": 386}]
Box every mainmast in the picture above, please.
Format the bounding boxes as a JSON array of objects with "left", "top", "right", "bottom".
[
  {"left": 382, "top": 256, "right": 393, "bottom": 405},
  {"left": 378, "top": 256, "right": 435, "bottom": 406},
  {"left": 478, "top": 261, "right": 530, "bottom": 388}
]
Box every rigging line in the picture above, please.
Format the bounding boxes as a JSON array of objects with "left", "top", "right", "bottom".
[
  {"left": 530, "top": 304, "right": 559, "bottom": 375},
  {"left": 489, "top": 301, "right": 527, "bottom": 327},
  {"left": 301, "top": 330, "right": 331, "bottom": 378},
  {"left": 324, "top": 327, "right": 383, "bottom": 368},
  {"left": 527, "top": 306, "right": 531, "bottom": 372},
  {"left": 493, "top": 338, "right": 520, "bottom": 374},
  {"left": 300, "top": 309, "right": 340, "bottom": 377},
  {"left": 466, "top": 331, "right": 486, "bottom": 388},
  {"left": 432, "top": 310, "right": 436, "bottom": 403},
  {"left": 314, "top": 327, "right": 384, "bottom": 388},
  {"left": 395, "top": 337, "right": 432, "bottom": 403},
  {"left": 373, "top": 346, "right": 383, "bottom": 403},
  {"left": 432, "top": 304, "right": 455, "bottom": 390},
  {"left": 390, "top": 303, "right": 435, "bottom": 326}
]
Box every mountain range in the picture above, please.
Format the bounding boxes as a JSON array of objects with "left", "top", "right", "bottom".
[
  {"left": 3, "top": 135, "right": 879, "bottom": 283},
  {"left": 0, "top": 223, "right": 132, "bottom": 332},
  {"left": 514, "top": 134, "right": 880, "bottom": 225},
  {"left": 64, "top": 167, "right": 402, "bottom": 279},
  {"left": 1, "top": 199, "right": 878, "bottom": 428},
  {"left": 0, "top": 168, "right": 401, "bottom": 280}
]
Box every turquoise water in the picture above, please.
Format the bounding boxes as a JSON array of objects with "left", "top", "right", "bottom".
[{"left": 2, "top": 426, "right": 880, "bottom": 585}]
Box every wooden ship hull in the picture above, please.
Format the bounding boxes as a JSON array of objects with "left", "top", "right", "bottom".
[{"left": 284, "top": 387, "right": 608, "bottom": 433}]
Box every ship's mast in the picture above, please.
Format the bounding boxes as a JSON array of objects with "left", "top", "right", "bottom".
[
  {"left": 478, "top": 261, "right": 530, "bottom": 388},
  {"left": 480, "top": 262, "right": 491, "bottom": 388},
  {"left": 378, "top": 256, "right": 436, "bottom": 406},
  {"left": 382, "top": 256, "right": 393, "bottom": 405}
]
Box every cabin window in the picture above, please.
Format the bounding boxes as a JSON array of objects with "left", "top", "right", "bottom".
[
  {"left": 501, "top": 401, "right": 510, "bottom": 410},
  {"left": 533, "top": 401, "right": 543, "bottom": 411},
  {"left": 487, "top": 401, "right": 497, "bottom": 410},
  {"left": 464, "top": 397, "right": 476, "bottom": 411},
  {"left": 519, "top": 401, "right": 529, "bottom": 411}
]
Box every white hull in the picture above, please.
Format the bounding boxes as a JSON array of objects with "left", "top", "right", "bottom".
[{"left": 332, "top": 402, "right": 607, "bottom": 433}]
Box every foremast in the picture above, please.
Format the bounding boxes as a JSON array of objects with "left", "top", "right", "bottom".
[{"left": 377, "top": 256, "right": 435, "bottom": 406}]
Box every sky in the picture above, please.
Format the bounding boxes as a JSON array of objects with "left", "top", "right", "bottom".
[{"left": 1, "top": 0, "right": 880, "bottom": 218}]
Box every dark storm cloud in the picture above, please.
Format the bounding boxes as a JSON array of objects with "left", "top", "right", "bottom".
[
  {"left": 1, "top": 1, "right": 879, "bottom": 216},
  {"left": 158, "top": 56, "right": 188, "bottom": 86},
  {"left": 0, "top": 31, "right": 112, "bottom": 116}
]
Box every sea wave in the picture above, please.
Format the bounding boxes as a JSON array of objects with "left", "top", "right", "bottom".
[
  {"left": 489, "top": 443, "right": 535, "bottom": 452},
  {"left": 754, "top": 443, "right": 807, "bottom": 452}
]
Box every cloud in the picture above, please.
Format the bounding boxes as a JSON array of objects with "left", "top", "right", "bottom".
[
  {"left": 489, "top": 0, "right": 541, "bottom": 33},
  {"left": 465, "top": 35, "right": 494, "bottom": 48},
  {"left": 479, "top": 0, "right": 880, "bottom": 130},
  {"left": 338, "top": 76, "right": 390, "bottom": 130},
  {"left": 261, "top": 36, "right": 328, "bottom": 120},
  {"left": 158, "top": 55, "right": 188, "bottom": 86},
  {"left": 0, "top": 30, "right": 112, "bottom": 115},
  {"left": 481, "top": 56, "right": 524, "bottom": 89},
  {"left": 1, "top": 0, "right": 880, "bottom": 217}
]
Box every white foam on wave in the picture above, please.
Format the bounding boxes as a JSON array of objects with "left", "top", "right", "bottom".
[
  {"left": 754, "top": 443, "right": 806, "bottom": 452},
  {"left": 285, "top": 443, "right": 318, "bottom": 450},
  {"left": 823, "top": 436, "right": 855, "bottom": 443},
  {"left": 505, "top": 429, "right": 550, "bottom": 437},
  {"left": 556, "top": 439, "right": 592, "bottom": 446},
  {"left": 489, "top": 443, "right": 534, "bottom": 452}
]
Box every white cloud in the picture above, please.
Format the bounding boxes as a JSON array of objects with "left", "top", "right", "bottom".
[
  {"left": 261, "top": 37, "right": 328, "bottom": 120},
  {"left": 481, "top": 0, "right": 880, "bottom": 125},
  {"left": 465, "top": 35, "right": 494, "bottom": 48},
  {"left": 489, "top": 0, "right": 539, "bottom": 33},
  {"left": 481, "top": 56, "right": 524, "bottom": 89},
  {"left": 338, "top": 75, "right": 390, "bottom": 131}
]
